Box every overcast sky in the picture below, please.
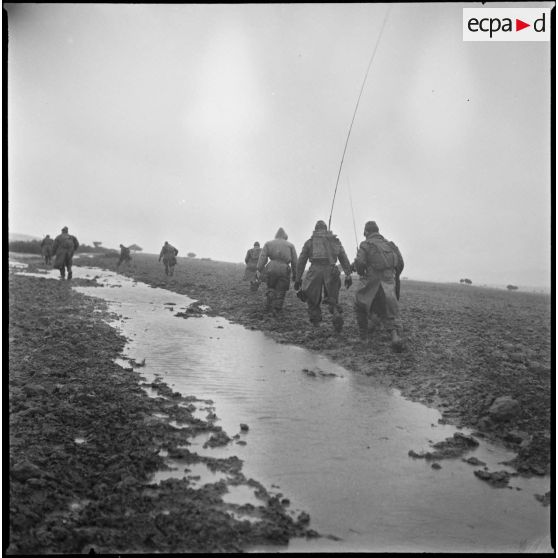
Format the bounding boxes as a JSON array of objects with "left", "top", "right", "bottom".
[{"left": 7, "top": 2, "right": 552, "bottom": 289}]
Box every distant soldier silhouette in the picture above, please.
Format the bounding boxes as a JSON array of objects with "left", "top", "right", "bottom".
[
  {"left": 159, "top": 241, "right": 178, "bottom": 276},
  {"left": 52, "top": 226, "right": 79, "bottom": 280},
  {"left": 117, "top": 244, "right": 132, "bottom": 270},
  {"left": 244, "top": 241, "right": 262, "bottom": 291},
  {"left": 40, "top": 234, "right": 54, "bottom": 265},
  {"left": 294, "top": 220, "right": 353, "bottom": 332},
  {"left": 353, "top": 221, "right": 403, "bottom": 350},
  {"left": 256, "top": 228, "right": 297, "bottom": 317}
]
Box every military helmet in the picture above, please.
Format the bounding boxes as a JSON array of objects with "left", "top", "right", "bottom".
[
  {"left": 364, "top": 221, "right": 379, "bottom": 234},
  {"left": 314, "top": 220, "right": 328, "bottom": 232}
]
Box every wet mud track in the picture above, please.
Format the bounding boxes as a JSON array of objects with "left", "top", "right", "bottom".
[
  {"left": 8, "top": 254, "right": 552, "bottom": 553},
  {"left": 95, "top": 253, "right": 551, "bottom": 477},
  {"left": 8, "top": 272, "right": 315, "bottom": 554}
]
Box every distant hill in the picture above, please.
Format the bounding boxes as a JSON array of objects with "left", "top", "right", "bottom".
[{"left": 9, "top": 232, "right": 42, "bottom": 242}]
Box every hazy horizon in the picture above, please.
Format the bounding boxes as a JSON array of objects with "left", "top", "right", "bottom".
[
  {"left": 7, "top": 3, "right": 552, "bottom": 289},
  {"left": 8, "top": 230, "right": 550, "bottom": 293}
]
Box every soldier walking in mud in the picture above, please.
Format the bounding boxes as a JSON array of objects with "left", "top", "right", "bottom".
[
  {"left": 352, "top": 221, "right": 403, "bottom": 351},
  {"left": 159, "top": 241, "right": 179, "bottom": 276},
  {"left": 117, "top": 244, "right": 132, "bottom": 271},
  {"left": 40, "top": 234, "right": 54, "bottom": 265},
  {"left": 256, "top": 228, "right": 297, "bottom": 317},
  {"left": 52, "top": 226, "right": 79, "bottom": 280},
  {"left": 294, "top": 220, "right": 353, "bottom": 332},
  {"left": 244, "top": 241, "right": 262, "bottom": 291},
  {"left": 362, "top": 237, "right": 404, "bottom": 334}
]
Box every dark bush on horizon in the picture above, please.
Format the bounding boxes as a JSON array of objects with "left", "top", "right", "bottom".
[
  {"left": 8, "top": 240, "right": 42, "bottom": 254},
  {"left": 506, "top": 284, "right": 519, "bottom": 291},
  {"left": 459, "top": 278, "right": 473, "bottom": 285},
  {"left": 79, "top": 244, "right": 117, "bottom": 253},
  {"left": 9, "top": 239, "right": 117, "bottom": 255}
]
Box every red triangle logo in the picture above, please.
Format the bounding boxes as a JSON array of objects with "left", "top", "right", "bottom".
[{"left": 516, "top": 19, "right": 530, "bottom": 31}]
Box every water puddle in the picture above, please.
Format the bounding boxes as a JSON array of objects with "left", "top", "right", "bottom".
[
  {"left": 16, "top": 265, "right": 552, "bottom": 553},
  {"left": 9, "top": 259, "right": 29, "bottom": 269},
  {"left": 149, "top": 459, "right": 229, "bottom": 486},
  {"left": 223, "top": 484, "right": 260, "bottom": 507}
]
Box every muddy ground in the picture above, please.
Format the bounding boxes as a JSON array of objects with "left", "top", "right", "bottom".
[
  {"left": 8, "top": 252, "right": 552, "bottom": 553},
  {"left": 8, "top": 267, "right": 317, "bottom": 555}
]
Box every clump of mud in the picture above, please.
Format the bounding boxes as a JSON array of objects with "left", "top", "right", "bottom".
[
  {"left": 473, "top": 469, "right": 516, "bottom": 488},
  {"left": 408, "top": 432, "right": 479, "bottom": 462}
]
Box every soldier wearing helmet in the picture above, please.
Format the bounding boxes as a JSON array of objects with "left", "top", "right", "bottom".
[
  {"left": 159, "top": 241, "right": 179, "bottom": 276},
  {"left": 256, "top": 228, "right": 297, "bottom": 317},
  {"left": 52, "top": 226, "right": 79, "bottom": 280},
  {"left": 244, "top": 241, "right": 262, "bottom": 291},
  {"left": 353, "top": 221, "right": 404, "bottom": 350},
  {"left": 294, "top": 220, "right": 352, "bottom": 332}
]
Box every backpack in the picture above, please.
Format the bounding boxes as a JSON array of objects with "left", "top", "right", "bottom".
[
  {"left": 311, "top": 231, "right": 339, "bottom": 264},
  {"left": 366, "top": 236, "right": 398, "bottom": 271},
  {"left": 60, "top": 234, "right": 77, "bottom": 252}
]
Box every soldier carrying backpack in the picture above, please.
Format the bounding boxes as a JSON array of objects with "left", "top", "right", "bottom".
[
  {"left": 294, "top": 220, "right": 353, "bottom": 332},
  {"left": 117, "top": 244, "right": 132, "bottom": 270},
  {"left": 352, "top": 220, "right": 404, "bottom": 351}
]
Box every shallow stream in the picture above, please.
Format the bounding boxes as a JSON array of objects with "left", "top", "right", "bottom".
[{"left": 14, "top": 264, "right": 552, "bottom": 553}]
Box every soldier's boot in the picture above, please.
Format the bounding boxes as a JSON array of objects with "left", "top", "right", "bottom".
[
  {"left": 356, "top": 311, "right": 369, "bottom": 342},
  {"left": 368, "top": 314, "right": 381, "bottom": 336},
  {"left": 67, "top": 270, "right": 73, "bottom": 280},
  {"left": 310, "top": 314, "right": 322, "bottom": 327},
  {"left": 332, "top": 308, "right": 344, "bottom": 333},
  {"left": 60, "top": 269, "right": 66, "bottom": 280},
  {"left": 265, "top": 290, "right": 275, "bottom": 313},
  {"left": 390, "top": 329, "right": 404, "bottom": 352},
  {"left": 308, "top": 304, "right": 322, "bottom": 327},
  {"left": 273, "top": 294, "right": 286, "bottom": 318}
]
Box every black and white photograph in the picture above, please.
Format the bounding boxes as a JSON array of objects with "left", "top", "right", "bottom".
[{"left": 6, "top": 2, "right": 553, "bottom": 554}]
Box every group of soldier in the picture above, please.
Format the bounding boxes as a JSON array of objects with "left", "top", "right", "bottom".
[
  {"left": 41, "top": 227, "right": 179, "bottom": 279},
  {"left": 244, "top": 219, "right": 404, "bottom": 350},
  {"left": 117, "top": 241, "right": 179, "bottom": 275},
  {"left": 40, "top": 221, "right": 403, "bottom": 349}
]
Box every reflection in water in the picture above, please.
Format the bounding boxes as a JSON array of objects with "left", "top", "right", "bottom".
[{"left": 23, "top": 266, "right": 552, "bottom": 553}]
